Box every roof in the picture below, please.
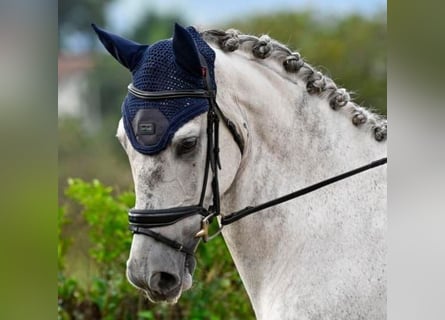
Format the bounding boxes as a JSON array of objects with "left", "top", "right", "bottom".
[{"left": 58, "top": 53, "right": 95, "bottom": 79}]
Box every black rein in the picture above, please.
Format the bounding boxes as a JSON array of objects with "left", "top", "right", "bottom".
[{"left": 221, "top": 157, "right": 387, "bottom": 225}]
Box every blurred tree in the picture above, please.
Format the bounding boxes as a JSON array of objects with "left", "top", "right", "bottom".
[
  {"left": 228, "top": 11, "right": 387, "bottom": 114},
  {"left": 131, "top": 11, "right": 185, "bottom": 44},
  {"left": 59, "top": 0, "right": 115, "bottom": 51}
]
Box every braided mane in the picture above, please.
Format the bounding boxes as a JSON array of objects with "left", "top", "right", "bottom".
[{"left": 201, "top": 28, "right": 387, "bottom": 142}]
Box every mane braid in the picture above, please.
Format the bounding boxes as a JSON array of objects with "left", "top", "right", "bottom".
[{"left": 200, "top": 28, "right": 387, "bottom": 142}]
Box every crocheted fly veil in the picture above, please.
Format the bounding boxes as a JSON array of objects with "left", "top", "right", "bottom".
[{"left": 92, "top": 23, "right": 216, "bottom": 154}]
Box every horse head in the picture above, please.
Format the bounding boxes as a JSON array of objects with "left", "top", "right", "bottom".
[{"left": 93, "top": 23, "right": 243, "bottom": 303}]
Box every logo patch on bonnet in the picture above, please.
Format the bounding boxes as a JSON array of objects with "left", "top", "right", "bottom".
[
  {"left": 93, "top": 23, "right": 216, "bottom": 155},
  {"left": 139, "top": 123, "right": 155, "bottom": 135}
]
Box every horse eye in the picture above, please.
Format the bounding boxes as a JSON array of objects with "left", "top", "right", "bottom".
[{"left": 177, "top": 137, "right": 198, "bottom": 155}]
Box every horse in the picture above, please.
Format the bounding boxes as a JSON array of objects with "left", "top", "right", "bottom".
[{"left": 93, "top": 23, "right": 387, "bottom": 319}]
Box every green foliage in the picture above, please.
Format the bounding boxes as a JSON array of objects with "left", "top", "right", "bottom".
[
  {"left": 58, "top": 206, "right": 84, "bottom": 320},
  {"left": 59, "top": 179, "right": 254, "bottom": 319},
  {"left": 65, "top": 178, "right": 133, "bottom": 267},
  {"left": 58, "top": 207, "right": 70, "bottom": 270},
  {"left": 131, "top": 12, "right": 185, "bottom": 45}
]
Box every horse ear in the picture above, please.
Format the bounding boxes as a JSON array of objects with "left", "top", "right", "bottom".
[
  {"left": 91, "top": 24, "right": 147, "bottom": 71},
  {"left": 172, "top": 23, "right": 202, "bottom": 77}
]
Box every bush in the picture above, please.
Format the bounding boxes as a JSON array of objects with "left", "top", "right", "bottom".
[{"left": 58, "top": 179, "right": 254, "bottom": 319}]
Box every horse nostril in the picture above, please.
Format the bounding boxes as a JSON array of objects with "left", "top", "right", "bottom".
[{"left": 150, "top": 272, "right": 180, "bottom": 294}]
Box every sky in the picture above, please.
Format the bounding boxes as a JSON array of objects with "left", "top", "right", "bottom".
[{"left": 107, "top": 0, "right": 386, "bottom": 34}]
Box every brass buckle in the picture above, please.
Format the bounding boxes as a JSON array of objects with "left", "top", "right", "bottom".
[{"left": 194, "top": 214, "right": 222, "bottom": 242}]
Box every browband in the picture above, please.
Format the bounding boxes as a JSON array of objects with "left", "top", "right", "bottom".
[
  {"left": 128, "top": 83, "right": 213, "bottom": 100},
  {"left": 127, "top": 83, "right": 245, "bottom": 154}
]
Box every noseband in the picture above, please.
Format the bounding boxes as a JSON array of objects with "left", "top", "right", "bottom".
[{"left": 127, "top": 56, "right": 387, "bottom": 257}]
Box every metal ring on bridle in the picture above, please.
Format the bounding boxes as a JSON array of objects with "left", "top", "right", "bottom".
[{"left": 194, "top": 212, "right": 223, "bottom": 242}]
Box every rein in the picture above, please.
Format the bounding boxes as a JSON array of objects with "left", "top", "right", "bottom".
[
  {"left": 221, "top": 157, "right": 387, "bottom": 225},
  {"left": 126, "top": 57, "right": 387, "bottom": 254}
]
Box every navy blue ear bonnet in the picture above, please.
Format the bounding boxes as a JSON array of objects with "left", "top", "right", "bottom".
[{"left": 92, "top": 23, "right": 216, "bottom": 155}]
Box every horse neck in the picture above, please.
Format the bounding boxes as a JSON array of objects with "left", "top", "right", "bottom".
[
  {"left": 216, "top": 51, "right": 387, "bottom": 316},
  {"left": 217, "top": 49, "right": 386, "bottom": 208}
]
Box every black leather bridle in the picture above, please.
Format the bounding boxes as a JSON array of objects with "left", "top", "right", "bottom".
[{"left": 127, "top": 57, "right": 387, "bottom": 256}]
